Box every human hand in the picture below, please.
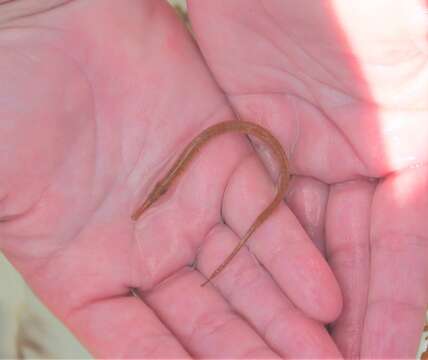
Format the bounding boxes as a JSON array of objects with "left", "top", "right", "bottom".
[
  {"left": 0, "top": 0, "right": 342, "bottom": 358},
  {"left": 188, "top": 0, "right": 428, "bottom": 358}
]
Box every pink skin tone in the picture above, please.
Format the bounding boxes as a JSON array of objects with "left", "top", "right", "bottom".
[{"left": 0, "top": 0, "right": 427, "bottom": 358}]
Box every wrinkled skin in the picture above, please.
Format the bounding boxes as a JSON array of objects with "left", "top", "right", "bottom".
[{"left": 0, "top": 0, "right": 427, "bottom": 358}]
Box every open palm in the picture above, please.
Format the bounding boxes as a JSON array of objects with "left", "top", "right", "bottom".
[
  {"left": 0, "top": 0, "right": 426, "bottom": 358},
  {"left": 189, "top": 0, "right": 428, "bottom": 358}
]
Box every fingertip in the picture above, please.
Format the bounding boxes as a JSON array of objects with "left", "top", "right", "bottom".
[
  {"left": 292, "top": 254, "right": 344, "bottom": 323},
  {"left": 316, "top": 267, "right": 344, "bottom": 323}
]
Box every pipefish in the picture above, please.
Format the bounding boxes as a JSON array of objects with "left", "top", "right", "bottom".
[{"left": 132, "top": 120, "right": 289, "bottom": 286}]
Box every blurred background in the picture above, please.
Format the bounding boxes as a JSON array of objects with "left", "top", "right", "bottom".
[{"left": 0, "top": 0, "right": 426, "bottom": 358}]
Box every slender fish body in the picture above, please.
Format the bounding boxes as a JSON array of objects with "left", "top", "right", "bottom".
[{"left": 132, "top": 120, "right": 290, "bottom": 286}]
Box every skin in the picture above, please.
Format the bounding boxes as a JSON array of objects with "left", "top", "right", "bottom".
[
  {"left": 0, "top": 1, "right": 341, "bottom": 358},
  {"left": 132, "top": 120, "right": 290, "bottom": 286},
  {"left": 0, "top": 0, "right": 427, "bottom": 358},
  {"left": 189, "top": 1, "right": 428, "bottom": 357}
]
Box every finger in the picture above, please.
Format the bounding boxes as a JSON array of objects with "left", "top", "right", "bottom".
[
  {"left": 67, "top": 295, "right": 191, "bottom": 358},
  {"left": 142, "top": 268, "right": 280, "bottom": 359},
  {"left": 222, "top": 154, "right": 342, "bottom": 322},
  {"left": 325, "top": 179, "right": 375, "bottom": 357},
  {"left": 286, "top": 176, "right": 329, "bottom": 255},
  {"left": 363, "top": 166, "right": 428, "bottom": 358},
  {"left": 198, "top": 224, "right": 343, "bottom": 358}
]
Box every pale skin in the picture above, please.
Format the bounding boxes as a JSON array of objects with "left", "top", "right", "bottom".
[{"left": 0, "top": 0, "right": 427, "bottom": 359}]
